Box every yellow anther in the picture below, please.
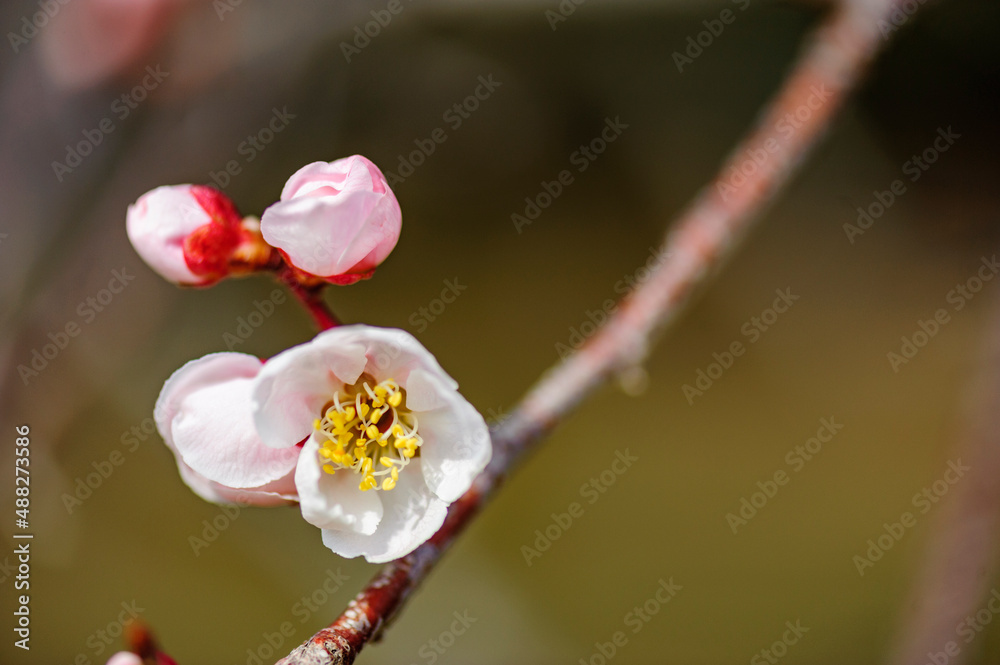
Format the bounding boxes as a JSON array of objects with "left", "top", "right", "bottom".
[{"left": 314, "top": 376, "right": 415, "bottom": 492}]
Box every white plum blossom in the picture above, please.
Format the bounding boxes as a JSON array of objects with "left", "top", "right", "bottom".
[{"left": 154, "top": 326, "right": 491, "bottom": 563}]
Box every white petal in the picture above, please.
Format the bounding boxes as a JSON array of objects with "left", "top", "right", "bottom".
[
  {"left": 252, "top": 337, "right": 368, "bottom": 448},
  {"left": 295, "top": 438, "right": 383, "bottom": 535},
  {"left": 325, "top": 325, "right": 459, "bottom": 392},
  {"left": 417, "top": 391, "right": 492, "bottom": 502},
  {"left": 319, "top": 458, "right": 449, "bottom": 563}
]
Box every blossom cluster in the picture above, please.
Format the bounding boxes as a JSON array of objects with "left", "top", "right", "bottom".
[{"left": 126, "top": 155, "right": 491, "bottom": 564}]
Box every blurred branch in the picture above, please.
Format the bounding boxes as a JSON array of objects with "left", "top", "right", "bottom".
[
  {"left": 887, "top": 287, "right": 1000, "bottom": 665},
  {"left": 279, "top": 0, "right": 913, "bottom": 663}
]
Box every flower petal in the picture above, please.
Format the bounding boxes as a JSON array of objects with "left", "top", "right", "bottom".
[
  {"left": 319, "top": 325, "right": 459, "bottom": 394},
  {"left": 156, "top": 353, "right": 298, "bottom": 489},
  {"left": 252, "top": 338, "right": 368, "bottom": 449},
  {"left": 406, "top": 370, "right": 492, "bottom": 502},
  {"left": 176, "top": 458, "right": 296, "bottom": 507},
  {"left": 319, "top": 458, "right": 448, "bottom": 563},
  {"left": 126, "top": 184, "right": 210, "bottom": 285},
  {"left": 295, "top": 437, "right": 383, "bottom": 535},
  {"left": 260, "top": 156, "right": 401, "bottom": 280}
]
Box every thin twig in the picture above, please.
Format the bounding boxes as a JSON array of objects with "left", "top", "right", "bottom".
[
  {"left": 278, "top": 1, "right": 910, "bottom": 662},
  {"left": 887, "top": 286, "right": 1000, "bottom": 665},
  {"left": 279, "top": 268, "right": 341, "bottom": 330}
]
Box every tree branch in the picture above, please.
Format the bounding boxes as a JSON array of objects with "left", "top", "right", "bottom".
[
  {"left": 279, "top": 1, "right": 911, "bottom": 662},
  {"left": 887, "top": 286, "right": 1000, "bottom": 665}
]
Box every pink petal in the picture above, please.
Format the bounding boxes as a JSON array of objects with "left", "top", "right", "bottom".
[
  {"left": 127, "top": 185, "right": 210, "bottom": 285},
  {"left": 156, "top": 353, "right": 298, "bottom": 489},
  {"left": 260, "top": 156, "right": 401, "bottom": 280}
]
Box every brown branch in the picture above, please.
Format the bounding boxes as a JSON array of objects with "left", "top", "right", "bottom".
[
  {"left": 278, "top": 1, "right": 911, "bottom": 662},
  {"left": 887, "top": 287, "right": 1000, "bottom": 665}
]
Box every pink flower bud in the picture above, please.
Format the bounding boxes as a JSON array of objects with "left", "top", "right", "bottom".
[
  {"left": 260, "top": 156, "right": 402, "bottom": 285},
  {"left": 126, "top": 185, "right": 254, "bottom": 286}
]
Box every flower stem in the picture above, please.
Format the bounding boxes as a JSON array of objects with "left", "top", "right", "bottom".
[
  {"left": 276, "top": 0, "right": 914, "bottom": 663},
  {"left": 279, "top": 268, "right": 341, "bottom": 330}
]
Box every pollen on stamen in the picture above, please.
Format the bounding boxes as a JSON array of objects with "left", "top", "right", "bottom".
[{"left": 314, "top": 376, "right": 423, "bottom": 492}]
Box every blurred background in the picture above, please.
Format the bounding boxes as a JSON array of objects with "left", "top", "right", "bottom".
[{"left": 2, "top": 0, "right": 1000, "bottom": 663}]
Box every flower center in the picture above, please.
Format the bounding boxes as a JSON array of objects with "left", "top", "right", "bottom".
[{"left": 312, "top": 375, "right": 421, "bottom": 492}]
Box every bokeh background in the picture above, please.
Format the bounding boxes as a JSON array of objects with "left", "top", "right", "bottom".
[{"left": 2, "top": 0, "right": 1000, "bottom": 663}]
